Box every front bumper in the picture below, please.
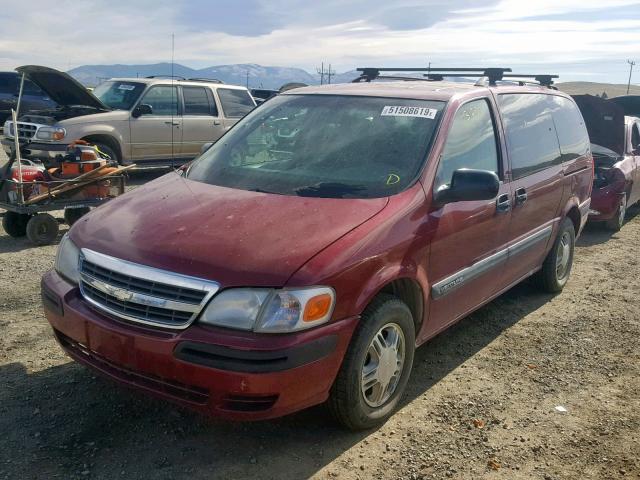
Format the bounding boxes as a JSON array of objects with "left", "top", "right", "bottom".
[
  {"left": 588, "top": 187, "right": 624, "bottom": 221},
  {"left": 41, "top": 270, "right": 359, "bottom": 420},
  {"left": 2, "top": 137, "right": 67, "bottom": 162}
]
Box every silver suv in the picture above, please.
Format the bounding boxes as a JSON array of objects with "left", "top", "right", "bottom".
[{"left": 2, "top": 66, "right": 256, "bottom": 166}]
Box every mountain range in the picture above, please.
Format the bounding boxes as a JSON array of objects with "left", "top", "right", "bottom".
[
  {"left": 68, "top": 63, "right": 358, "bottom": 89},
  {"left": 67, "top": 63, "right": 640, "bottom": 97}
]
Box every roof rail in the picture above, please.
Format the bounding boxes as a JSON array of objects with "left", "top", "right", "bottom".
[
  {"left": 145, "top": 75, "right": 186, "bottom": 80},
  {"left": 354, "top": 67, "right": 512, "bottom": 85},
  {"left": 187, "top": 77, "right": 224, "bottom": 84}
]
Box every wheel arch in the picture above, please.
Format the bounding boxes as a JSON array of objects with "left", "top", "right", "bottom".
[
  {"left": 354, "top": 271, "right": 427, "bottom": 335},
  {"left": 81, "top": 133, "right": 123, "bottom": 162}
]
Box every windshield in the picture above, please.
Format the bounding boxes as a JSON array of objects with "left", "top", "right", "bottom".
[
  {"left": 93, "top": 81, "right": 145, "bottom": 109},
  {"left": 187, "top": 95, "right": 444, "bottom": 198}
]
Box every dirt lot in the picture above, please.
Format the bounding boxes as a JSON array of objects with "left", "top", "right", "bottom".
[{"left": 0, "top": 161, "right": 638, "bottom": 479}]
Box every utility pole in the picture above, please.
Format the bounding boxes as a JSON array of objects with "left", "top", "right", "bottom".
[
  {"left": 326, "top": 64, "right": 336, "bottom": 84},
  {"left": 246, "top": 70, "right": 249, "bottom": 88},
  {"left": 316, "top": 62, "right": 325, "bottom": 85},
  {"left": 627, "top": 60, "right": 636, "bottom": 95}
]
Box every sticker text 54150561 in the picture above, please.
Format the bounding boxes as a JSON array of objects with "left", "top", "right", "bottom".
[{"left": 381, "top": 106, "right": 438, "bottom": 119}]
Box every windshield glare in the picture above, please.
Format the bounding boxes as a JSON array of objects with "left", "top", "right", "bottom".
[
  {"left": 93, "top": 81, "right": 145, "bottom": 110},
  {"left": 187, "top": 95, "right": 444, "bottom": 198}
]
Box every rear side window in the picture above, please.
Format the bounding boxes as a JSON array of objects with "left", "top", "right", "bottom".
[
  {"left": 183, "top": 86, "right": 216, "bottom": 116},
  {"left": 498, "top": 94, "right": 562, "bottom": 179},
  {"left": 435, "top": 98, "right": 499, "bottom": 190},
  {"left": 217, "top": 88, "right": 255, "bottom": 118},
  {"left": 548, "top": 96, "right": 590, "bottom": 161}
]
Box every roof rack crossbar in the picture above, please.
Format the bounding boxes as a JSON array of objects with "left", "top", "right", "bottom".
[{"left": 354, "top": 67, "right": 512, "bottom": 84}]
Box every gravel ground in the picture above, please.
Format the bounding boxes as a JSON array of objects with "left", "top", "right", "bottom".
[{"left": 0, "top": 146, "right": 638, "bottom": 479}]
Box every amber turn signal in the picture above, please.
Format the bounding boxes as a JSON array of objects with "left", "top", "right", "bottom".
[{"left": 303, "top": 293, "right": 333, "bottom": 322}]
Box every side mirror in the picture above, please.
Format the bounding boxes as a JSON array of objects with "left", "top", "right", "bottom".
[
  {"left": 434, "top": 169, "right": 500, "bottom": 206},
  {"left": 132, "top": 103, "right": 153, "bottom": 118},
  {"left": 200, "top": 142, "right": 213, "bottom": 155}
]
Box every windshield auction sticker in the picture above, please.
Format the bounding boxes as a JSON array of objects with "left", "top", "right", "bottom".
[
  {"left": 118, "top": 84, "right": 136, "bottom": 90},
  {"left": 381, "top": 106, "right": 437, "bottom": 119}
]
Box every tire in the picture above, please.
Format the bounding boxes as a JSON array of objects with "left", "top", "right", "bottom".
[
  {"left": 535, "top": 217, "right": 575, "bottom": 293},
  {"left": 92, "top": 141, "right": 120, "bottom": 164},
  {"left": 2, "top": 212, "right": 31, "bottom": 237},
  {"left": 605, "top": 193, "right": 627, "bottom": 232},
  {"left": 64, "top": 207, "right": 90, "bottom": 226},
  {"left": 328, "top": 294, "right": 416, "bottom": 430},
  {"left": 25, "top": 213, "right": 60, "bottom": 246}
]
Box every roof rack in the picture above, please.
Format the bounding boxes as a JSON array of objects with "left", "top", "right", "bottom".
[
  {"left": 187, "top": 77, "right": 224, "bottom": 84},
  {"left": 353, "top": 67, "right": 558, "bottom": 87},
  {"left": 145, "top": 75, "right": 186, "bottom": 80}
]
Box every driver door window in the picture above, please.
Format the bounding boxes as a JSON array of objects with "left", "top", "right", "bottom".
[{"left": 435, "top": 99, "right": 499, "bottom": 190}]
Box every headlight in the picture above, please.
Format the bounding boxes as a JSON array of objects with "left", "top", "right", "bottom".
[
  {"left": 199, "top": 287, "right": 335, "bottom": 333},
  {"left": 35, "top": 126, "right": 66, "bottom": 141},
  {"left": 54, "top": 234, "right": 80, "bottom": 284}
]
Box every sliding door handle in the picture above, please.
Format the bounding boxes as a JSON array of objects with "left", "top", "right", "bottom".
[
  {"left": 515, "top": 187, "right": 528, "bottom": 205},
  {"left": 496, "top": 193, "right": 511, "bottom": 213}
]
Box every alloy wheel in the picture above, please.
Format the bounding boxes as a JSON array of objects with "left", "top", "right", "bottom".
[{"left": 361, "top": 323, "right": 406, "bottom": 408}]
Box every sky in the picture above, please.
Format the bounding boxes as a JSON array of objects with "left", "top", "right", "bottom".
[{"left": 1, "top": 0, "right": 639, "bottom": 83}]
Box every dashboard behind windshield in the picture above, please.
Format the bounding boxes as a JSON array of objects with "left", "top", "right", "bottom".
[
  {"left": 93, "top": 81, "right": 145, "bottom": 110},
  {"left": 187, "top": 94, "right": 444, "bottom": 199}
]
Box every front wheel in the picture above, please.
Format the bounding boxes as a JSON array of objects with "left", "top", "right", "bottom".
[
  {"left": 328, "top": 295, "right": 415, "bottom": 430},
  {"left": 535, "top": 218, "right": 575, "bottom": 293},
  {"left": 605, "top": 193, "right": 627, "bottom": 232}
]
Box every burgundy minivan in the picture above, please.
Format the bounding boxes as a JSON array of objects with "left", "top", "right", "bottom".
[{"left": 42, "top": 72, "right": 593, "bottom": 429}]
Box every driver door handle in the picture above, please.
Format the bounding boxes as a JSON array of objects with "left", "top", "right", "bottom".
[
  {"left": 164, "top": 121, "right": 180, "bottom": 126},
  {"left": 515, "top": 187, "right": 528, "bottom": 206},
  {"left": 496, "top": 193, "right": 511, "bottom": 213}
]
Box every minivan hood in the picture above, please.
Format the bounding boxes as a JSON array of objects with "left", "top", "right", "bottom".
[
  {"left": 572, "top": 94, "right": 625, "bottom": 156},
  {"left": 70, "top": 172, "right": 388, "bottom": 287},
  {"left": 16, "top": 65, "right": 109, "bottom": 111}
]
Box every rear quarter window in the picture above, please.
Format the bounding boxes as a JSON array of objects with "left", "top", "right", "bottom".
[
  {"left": 548, "top": 96, "right": 590, "bottom": 161},
  {"left": 498, "top": 93, "right": 562, "bottom": 179},
  {"left": 217, "top": 88, "right": 255, "bottom": 118}
]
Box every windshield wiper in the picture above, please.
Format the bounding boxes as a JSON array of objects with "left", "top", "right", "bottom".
[
  {"left": 294, "top": 182, "right": 366, "bottom": 198},
  {"left": 248, "top": 187, "right": 282, "bottom": 195}
]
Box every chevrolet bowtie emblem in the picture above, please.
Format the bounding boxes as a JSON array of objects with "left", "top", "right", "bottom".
[{"left": 104, "top": 285, "right": 134, "bottom": 302}]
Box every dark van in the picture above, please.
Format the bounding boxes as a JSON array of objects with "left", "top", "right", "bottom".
[{"left": 41, "top": 68, "right": 593, "bottom": 429}]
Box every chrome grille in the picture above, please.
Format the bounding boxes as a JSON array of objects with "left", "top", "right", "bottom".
[
  {"left": 6, "top": 121, "right": 39, "bottom": 140},
  {"left": 79, "top": 249, "right": 219, "bottom": 329},
  {"left": 17, "top": 122, "right": 37, "bottom": 139}
]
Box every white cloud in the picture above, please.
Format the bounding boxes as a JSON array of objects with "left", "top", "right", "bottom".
[{"left": 0, "top": 0, "right": 638, "bottom": 83}]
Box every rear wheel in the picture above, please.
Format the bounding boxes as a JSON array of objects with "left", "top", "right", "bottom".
[
  {"left": 328, "top": 295, "right": 415, "bottom": 430},
  {"left": 64, "top": 207, "right": 91, "bottom": 226},
  {"left": 26, "top": 213, "right": 59, "bottom": 245},
  {"left": 605, "top": 193, "right": 627, "bottom": 232},
  {"left": 2, "top": 212, "right": 31, "bottom": 237},
  {"left": 535, "top": 217, "right": 575, "bottom": 293}
]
